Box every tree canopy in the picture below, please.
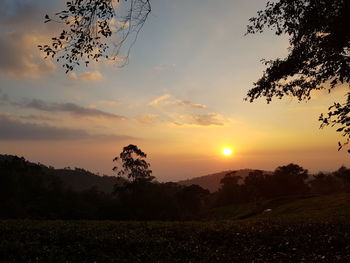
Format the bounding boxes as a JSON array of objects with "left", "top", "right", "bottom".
[{"left": 246, "top": 0, "right": 350, "bottom": 151}]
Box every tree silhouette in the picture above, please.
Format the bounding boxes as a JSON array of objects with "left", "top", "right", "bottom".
[
  {"left": 246, "top": 0, "right": 350, "bottom": 151},
  {"left": 113, "top": 144, "right": 154, "bottom": 183},
  {"left": 270, "top": 163, "right": 309, "bottom": 197},
  {"left": 217, "top": 171, "right": 243, "bottom": 205},
  {"left": 39, "top": 0, "right": 151, "bottom": 73}
]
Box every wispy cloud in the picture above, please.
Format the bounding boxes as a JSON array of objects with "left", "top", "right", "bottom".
[
  {"left": 147, "top": 94, "right": 223, "bottom": 126},
  {"left": 97, "top": 99, "right": 123, "bottom": 107},
  {"left": 148, "top": 94, "right": 207, "bottom": 109},
  {"left": 137, "top": 114, "right": 159, "bottom": 125},
  {"left": 176, "top": 100, "right": 207, "bottom": 109},
  {"left": 172, "top": 113, "right": 225, "bottom": 126},
  {"left": 68, "top": 71, "right": 104, "bottom": 82},
  {"left": 148, "top": 94, "right": 171, "bottom": 107},
  {"left": 0, "top": 93, "right": 125, "bottom": 120},
  {"left": 19, "top": 114, "right": 58, "bottom": 122},
  {"left": 25, "top": 100, "right": 124, "bottom": 119},
  {"left": 0, "top": 114, "right": 133, "bottom": 141}
]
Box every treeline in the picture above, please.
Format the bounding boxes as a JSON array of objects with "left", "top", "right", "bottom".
[
  {"left": 1, "top": 155, "right": 349, "bottom": 220},
  {"left": 0, "top": 155, "right": 208, "bottom": 220},
  {"left": 215, "top": 164, "right": 350, "bottom": 207}
]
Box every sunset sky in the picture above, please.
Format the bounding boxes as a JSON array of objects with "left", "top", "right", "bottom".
[{"left": 0, "top": 0, "right": 349, "bottom": 181}]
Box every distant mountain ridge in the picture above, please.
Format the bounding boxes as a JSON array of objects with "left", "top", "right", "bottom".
[{"left": 178, "top": 169, "right": 272, "bottom": 192}]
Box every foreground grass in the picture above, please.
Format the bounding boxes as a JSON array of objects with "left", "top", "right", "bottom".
[{"left": 1, "top": 194, "right": 350, "bottom": 262}]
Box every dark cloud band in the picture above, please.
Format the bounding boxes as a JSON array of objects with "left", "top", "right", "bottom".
[
  {"left": 0, "top": 114, "right": 133, "bottom": 141},
  {"left": 0, "top": 92, "right": 125, "bottom": 120}
]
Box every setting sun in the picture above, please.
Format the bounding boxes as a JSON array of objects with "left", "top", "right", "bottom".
[{"left": 221, "top": 147, "right": 233, "bottom": 157}]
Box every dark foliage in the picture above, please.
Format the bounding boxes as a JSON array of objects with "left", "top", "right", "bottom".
[
  {"left": 309, "top": 172, "right": 343, "bottom": 195},
  {"left": 246, "top": 0, "right": 350, "bottom": 150},
  {"left": 39, "top": 0, "right": 151, "bottom": 72},
  {"left": 216, "top": 164, "right": 310, "bottom": 207},
  {"left": 217, "top": 172, "right": 243, "bottom": 205}
]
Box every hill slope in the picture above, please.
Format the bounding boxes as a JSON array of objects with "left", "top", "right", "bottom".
[
  {"left": 0, "top": 154, "right": 123, "bottom": 193},
  {"left": 204, "top": 193, "right": 350, "bottom": 221}
]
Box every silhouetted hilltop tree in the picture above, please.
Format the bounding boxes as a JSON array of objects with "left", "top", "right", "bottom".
[
  {"left": 246, "top": 0, "right": 350, "bottom": 151},
  {"left": 113, "top": 144, "right": 154, "bottom": 185},
  {"left": 111, "top": 145, "right": 211, "bottom": 219},
  {"left": 112, "top": 145, "right": 171, "bottom": 219}
]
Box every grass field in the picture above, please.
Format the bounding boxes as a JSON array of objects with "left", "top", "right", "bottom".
[{"left": 1, "top": 193, "right": 350, "bottom": 262}]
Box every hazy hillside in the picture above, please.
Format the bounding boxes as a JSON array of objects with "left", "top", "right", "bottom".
[
  {"left": 46, "top": 168, "right": 123, "bottom": 193},
  {"left": 178, "top": 169, "right": 272, "bottom": 192},
  {"left": 0, "top": 155, "right": 123, "bottom": 193}
]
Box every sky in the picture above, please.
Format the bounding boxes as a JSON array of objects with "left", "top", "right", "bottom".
[{"left": 0, "top": 0, "right": 349, "bottom": 181}]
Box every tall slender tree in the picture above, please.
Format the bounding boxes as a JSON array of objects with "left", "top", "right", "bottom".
[{"left": 113, "top": 144, "right": 154, "bottom": 183}]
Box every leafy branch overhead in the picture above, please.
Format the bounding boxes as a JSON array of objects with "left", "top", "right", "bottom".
[
  {"left": 38, "top": 0, "right": 151, "bottom": 73},
  {"left": 246, "top": 0, "right": 350, "bottom": 151}
]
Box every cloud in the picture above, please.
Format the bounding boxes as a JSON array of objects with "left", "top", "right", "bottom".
[
  {"left": 148, "top": 94, "right": 207, "bottom": 109},
  {"left": 0, "top": 93, "right": 125, "bottom": 120},
  {"left": 68, "top": 71, "right": 104, "bottom": 82},
  {"left": 147, "top": 94, "right": 224, "bottom": 126},
  {"left": 24, "top": 99, "right": 125, "bottom": 119},
  {"left": 0, "top": 0, "right": 57, "bottom": 29},
  {"left": 149, "top": 94, "right": 171, "bottom": 107},
  {"left": 19, "top": 114, "right": 58, "bottom": 122},
  {"left": 97, "top": 99, "right": 123, "bottom": 107},
  {"left": 0, "top": 32, "right": 56, "bottom": 78},
  {"left": 172, "top": 113, "right": 225, "bottom": 126},
  {"left": 153, "top": 63, "right": 176, "bottom": 73},
  {"left": 0, "top": 0, "right": 63, "bottom": 78},
  {"left": 137, "top": 114, "right": 159, "bottom": 125},
  {"left": 176, "top": 100, "right": 207, "bottom": 109},
  {"left": 0, "top": 114, "right": 133, "bottom": 141}
]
